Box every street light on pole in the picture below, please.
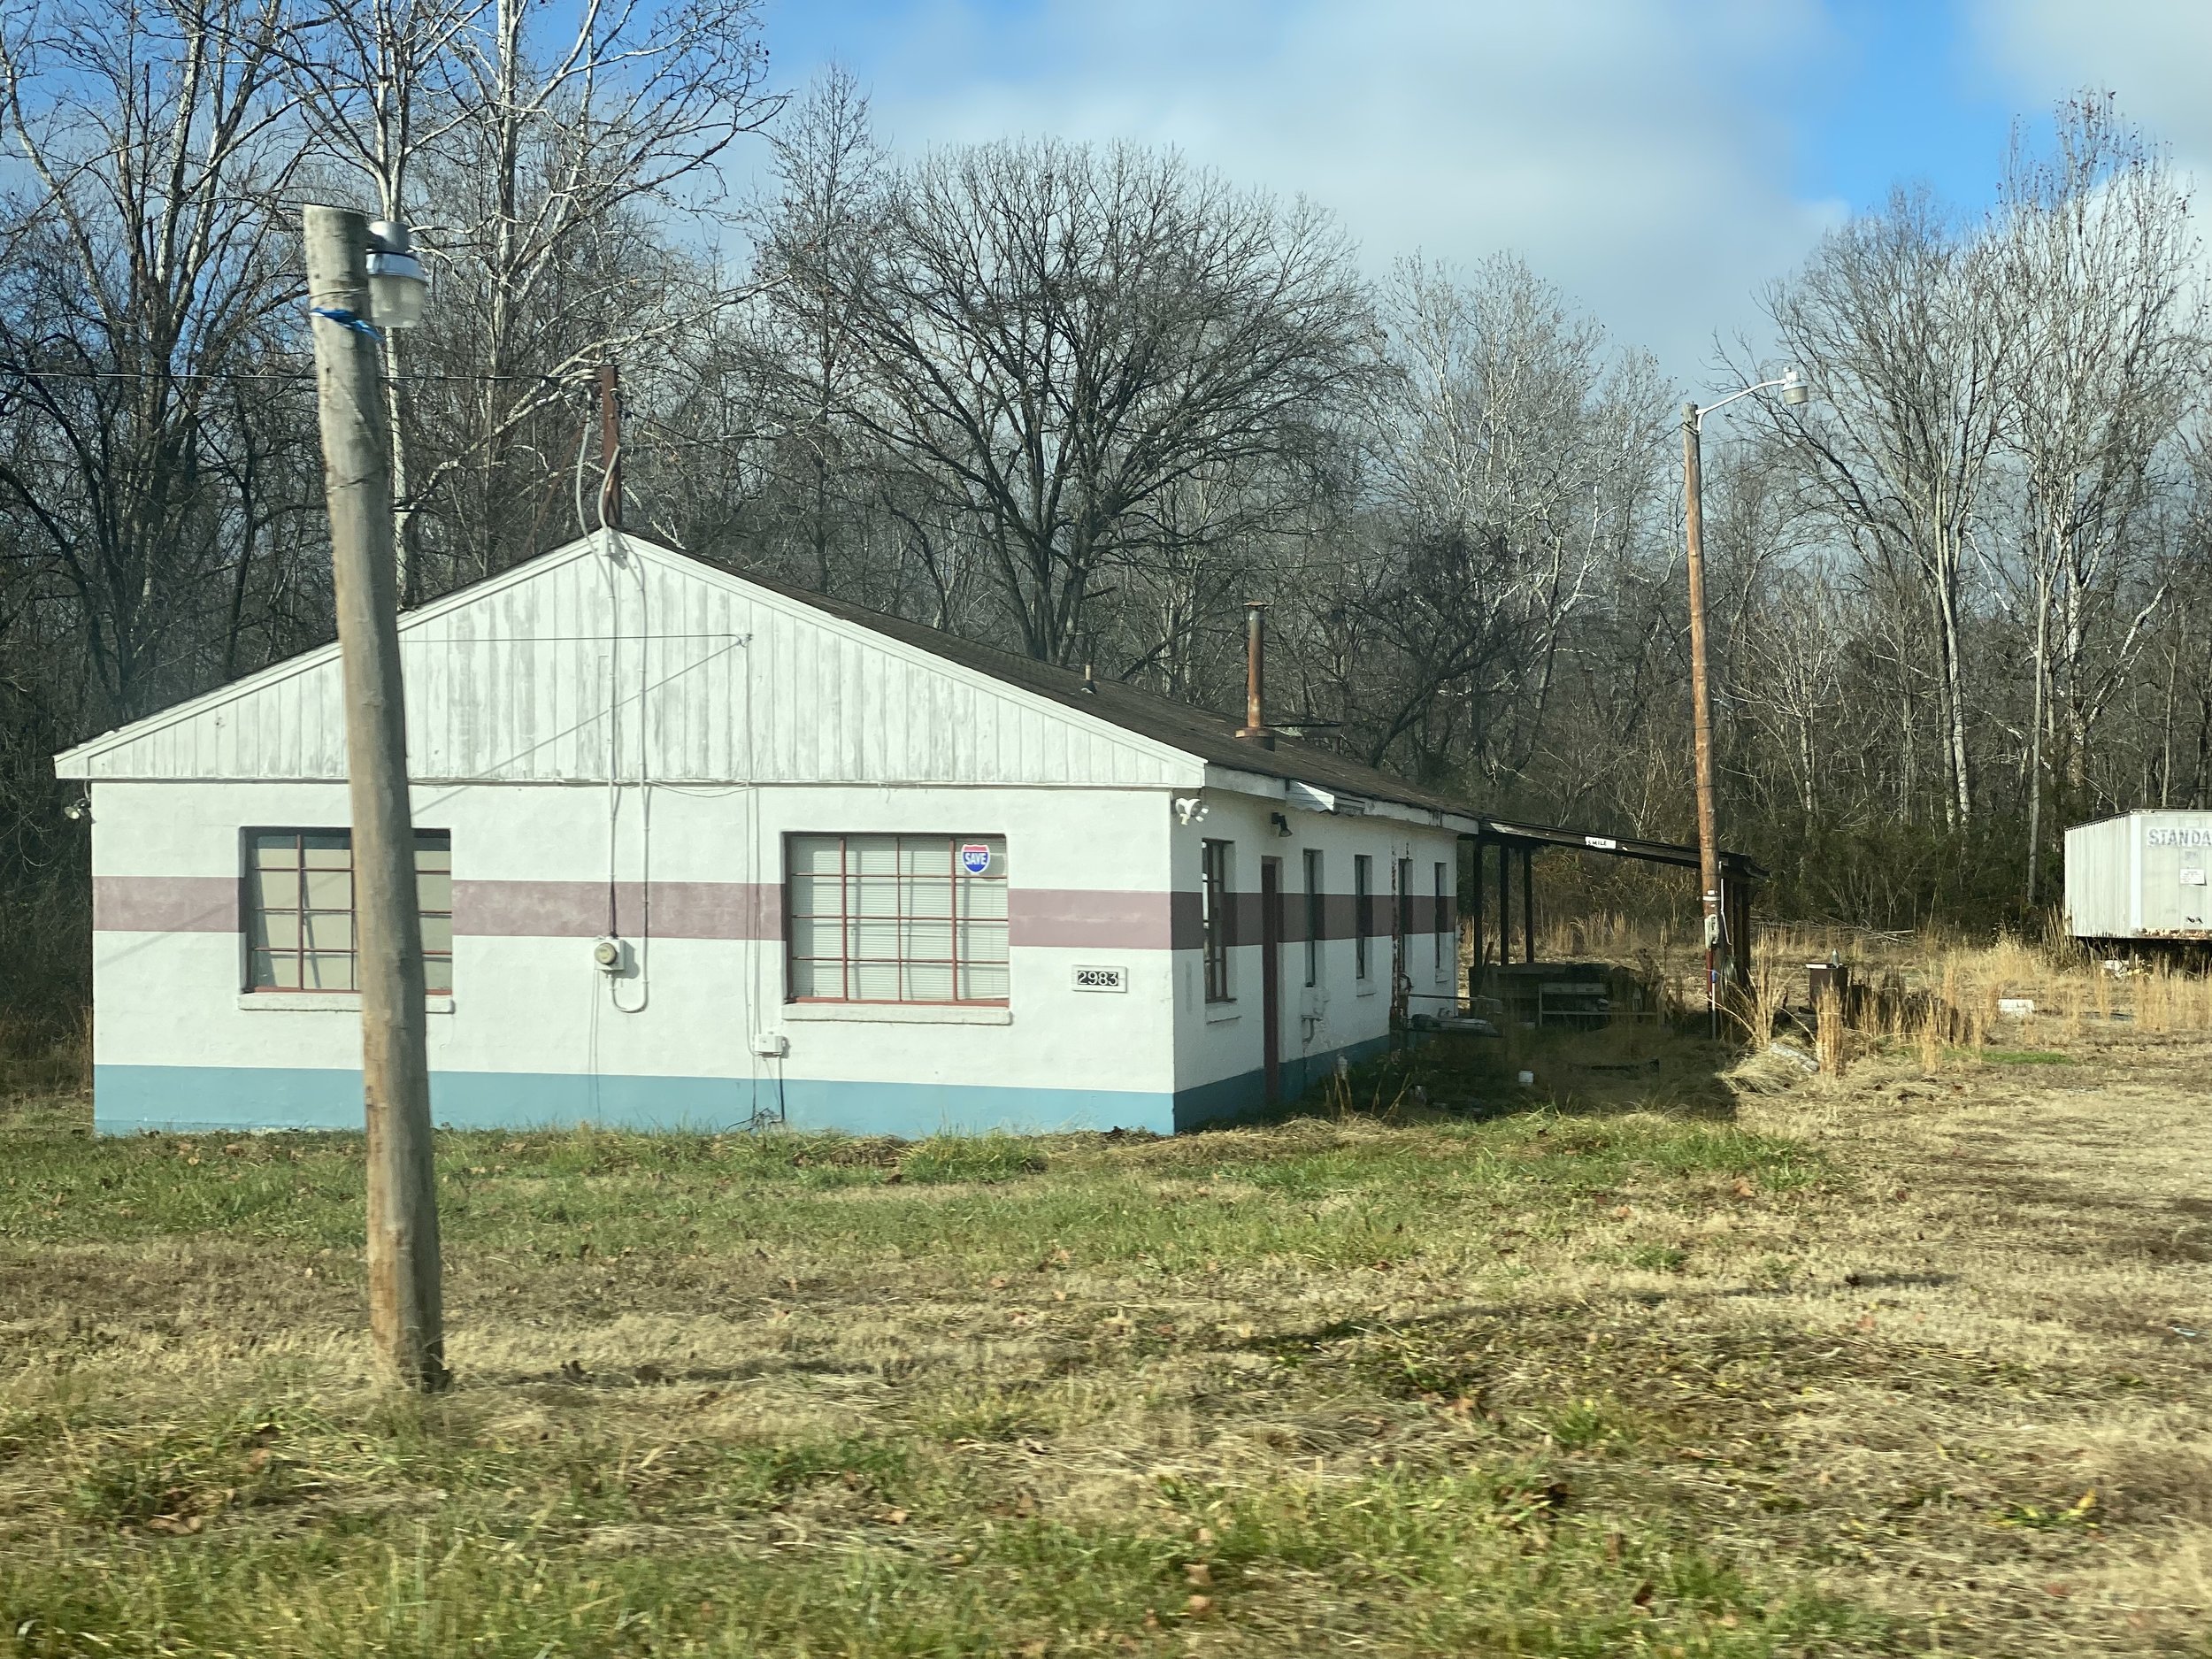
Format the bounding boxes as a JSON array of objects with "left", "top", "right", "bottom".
[
  {"left": 303, "top": 204, "right": 445, "bottom": 1391},
  {"left": 1680, "top": 365, "right": 1810, "bottom": 1038}
]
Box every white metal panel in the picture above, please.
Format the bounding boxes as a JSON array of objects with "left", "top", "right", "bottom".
[
  {"left": 2065, "top": 810, "right": 2212, "bottom": 939},
  {"left": 2131, "top": 810, "right": 2212, "bottom": 935},
  {"left": 58, "top": 534, "right": 1195, "bottom": 789},
  {"left": 2063, "top": 815, "right": 2133, "bottom": 938}
]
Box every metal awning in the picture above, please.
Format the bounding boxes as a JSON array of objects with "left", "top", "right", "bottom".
[
  {"left": 1469, "top": 815, "right": 1764, "bottom": 879},
  {"left": 1462, "top": 813, "right": 1763, "bottom": 984}
]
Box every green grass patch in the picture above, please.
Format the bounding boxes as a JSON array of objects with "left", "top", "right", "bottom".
[
  {"left": 0, "top": 1455, "right": 1896, "bottom": 1659},
  {"left": 0, "top": 1109, "right": 1827, "bottom": 1274},
  {"left": 4, "top": 1075, "right": 2120, "bottom": 1657},
  {"left": 896, "top": 1132, "right": 1048, "bottom": 1185}
]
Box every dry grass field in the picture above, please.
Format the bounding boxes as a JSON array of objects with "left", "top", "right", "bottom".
[{"left": 3, "top": 941, "right": 2211, "bottom": 1656}]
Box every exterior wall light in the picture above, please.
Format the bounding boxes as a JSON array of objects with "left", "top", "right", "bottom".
[{"left": 365, "top": 219, "right": 427, "bottom": 329}]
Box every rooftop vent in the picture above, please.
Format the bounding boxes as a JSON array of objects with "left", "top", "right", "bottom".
[{"left": 1236, "top": 601, "right": 1274, "bottom": 749}]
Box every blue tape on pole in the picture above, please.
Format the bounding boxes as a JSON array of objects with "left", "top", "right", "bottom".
[{"left": 311, "top": 305, "right": 380, "bottom": 339}]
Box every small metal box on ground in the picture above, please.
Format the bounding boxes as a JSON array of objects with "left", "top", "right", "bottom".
[{"left": 2064, "top": 810, "right": 2212, "bottom": 943}]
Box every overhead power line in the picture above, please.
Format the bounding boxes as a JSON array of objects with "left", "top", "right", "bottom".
[{"left": 0, "top": 366, "right": 579, "bottom": 387}]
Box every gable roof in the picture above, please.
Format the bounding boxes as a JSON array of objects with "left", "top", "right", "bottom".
[
  {"left": 53, "top": 531, "right": 1475, "bottom": 820},
  {"left": 727, "top": 564, "right": 1473, "bottom": 819}
]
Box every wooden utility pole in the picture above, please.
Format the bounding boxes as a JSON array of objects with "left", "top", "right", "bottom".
[
  {"left": 303, "top": 204, "right": 447, "bottom": 1392},
  {"left": 1682, "top": 402, "right": 1724, "bottom": 1039}
]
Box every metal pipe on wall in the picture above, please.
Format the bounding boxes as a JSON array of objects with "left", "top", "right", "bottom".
[
  {"left": 1522, "top": 845, "right": 1535, "bottom": 964},
  {"left": 1496, "top": 841, "right": 1509, "bottom": 974},
  {"left": 1470, "top": 840, "right": 1485, "bottom": 975}
]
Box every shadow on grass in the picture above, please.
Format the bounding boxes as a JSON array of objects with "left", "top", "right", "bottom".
[{"left": 1256, "top": 1018, "right": 1755, "bottom": 1133}]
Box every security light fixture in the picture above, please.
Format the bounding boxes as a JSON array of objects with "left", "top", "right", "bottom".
[
  {"left": 1781, "top": 365, "right": 1810, "bottom": 406},
  {"left": 365, "top": 219, "right": 427, "bottom": 329}
]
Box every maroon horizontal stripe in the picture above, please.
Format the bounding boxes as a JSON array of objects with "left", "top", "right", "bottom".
[
  {"left": 93, "top": 873, "right": 1456, "bottom": 950},
  {"left": 1010, "top": 889, "right": 1177, "bottom": 949},
  {"left": 453, "top": 879, "right": 782, "bottom": 940},
  {"left": 94, "top": 876, "right": 237, "bottom": 933},
  {"left": 1203, "top": 889, "right": 1451, "bottom": 948}
]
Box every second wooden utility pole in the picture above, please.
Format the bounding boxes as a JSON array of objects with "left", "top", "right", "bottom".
[
  {"left": 1681, "top": 401, "right": 1724, "bottom": 1040},
  {"left": 303, "top": 204, "right": 448, "bottom": 1392}
]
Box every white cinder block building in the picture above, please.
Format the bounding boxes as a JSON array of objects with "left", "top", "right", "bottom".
[{"left": 58, "top": 532, "right": 1474, "bottom": 1138}]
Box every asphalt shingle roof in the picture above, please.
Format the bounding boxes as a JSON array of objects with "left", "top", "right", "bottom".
[{"left": 736, "top": 568, "right": 1474, "bottom": 819}]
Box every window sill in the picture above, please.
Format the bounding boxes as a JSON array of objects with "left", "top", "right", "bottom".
[
  {"left": 1355, "top": 984, "right": 1379, "bottom": 998},
  {"left": 783, "top": 1002, "right": 1011, "bottom": 1025},
  {"left": 239, "top": 994, "right": 456, "bottom": 1014},
  {"left": 1204, "top": 1002, "right": 1240, "bottom": 1024}
]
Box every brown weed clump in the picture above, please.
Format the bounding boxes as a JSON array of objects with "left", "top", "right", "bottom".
[{"left": 1916, "top": 1009, "right": 1943, "bottom": 1075}]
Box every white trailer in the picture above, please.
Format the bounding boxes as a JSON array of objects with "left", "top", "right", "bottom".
[{"left": 2063, "top": 810, "right": 2212, "bottom": 942}]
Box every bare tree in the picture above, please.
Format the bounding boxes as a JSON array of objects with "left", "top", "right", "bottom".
[
  {"left": 0, "top": 0, "right": 307, "bottom": 720},
  {"left": 1992, "top": 96, "right": 2201, "bottom": 900},
  {"left": 388, "top": 0, "right": 780, "bottom": 584},
  {"left": 744, "top": 65, "right": 890, "bottom": 592},
  {"left": 1763, "top": 190, "right": 2018, "bottom": 827},
  {"left": 280, "top": 0, "right": 489, "bottom": 602},
  {"left": 1345, "top": 256, "right": 1665, "bottom": 782},
  {"left": 833, "top": 139, "right": 1376, "bottom": 665}
]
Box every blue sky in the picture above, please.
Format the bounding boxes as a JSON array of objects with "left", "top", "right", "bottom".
[
  {"left": 1798, "top": 0, "right": 2020, "bottom": 211},
  {"left": 746, "top": 1, "right": 2212, "bottom": 385}
]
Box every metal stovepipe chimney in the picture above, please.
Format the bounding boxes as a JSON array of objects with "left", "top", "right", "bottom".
[{"left": 1236, "top": 601, "right": 1274, "bottom": 748}]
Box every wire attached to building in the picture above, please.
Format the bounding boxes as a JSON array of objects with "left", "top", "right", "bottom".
[{"left": 599, "top": 526, "right": 653, "bottom": 1016}]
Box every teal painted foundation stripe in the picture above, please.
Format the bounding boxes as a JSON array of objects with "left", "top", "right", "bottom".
[
  {"left": 93, "top": 1064, "right": 1177, "bottom": 1139},
  {"left": 93, "top": 1037, "right": 1403, "bottom": 1140},
  {"left": 1170, "top": 1034, "right": 1395, "bottom": 1130}
]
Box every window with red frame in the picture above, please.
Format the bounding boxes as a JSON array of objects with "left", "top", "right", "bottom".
[
  {"left": 244, "top": 829, "right": 452, "bottom": 994},
  {"left": 787, "top": 833, "right": 1009, "bottom": 1004}
]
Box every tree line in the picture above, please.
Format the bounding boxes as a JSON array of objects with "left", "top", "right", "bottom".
[{"left": 4, "top": 2, "right": 2209, "bottom": 1025}]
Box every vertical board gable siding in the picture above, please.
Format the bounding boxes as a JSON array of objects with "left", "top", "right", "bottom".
[{"left": 69, "top": 549, "right": 1185, "bottom": 788}]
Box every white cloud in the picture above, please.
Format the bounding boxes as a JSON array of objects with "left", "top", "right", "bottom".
[
  {"left": 1972, "top": 0, "right": 2212, "bottom": 163},
  {"left": 775, "top": 0, "right": 1849, "bottom": 386},
  {"left": 1970, "top": 2, "right": 2212, "bottom": 307}
]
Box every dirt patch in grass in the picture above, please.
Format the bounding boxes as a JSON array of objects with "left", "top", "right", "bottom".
[{"left": 4, "top": 1026, "right": 2212, "bottom": 1655}]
